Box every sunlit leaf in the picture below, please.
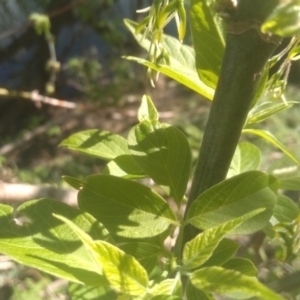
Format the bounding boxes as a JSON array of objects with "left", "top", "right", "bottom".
[
  {"left": 55, "top": 214, "right": 149, "bottom": 296},
  {"left": 190, "top": 266, "right": 284, "bottom": 300},
  {"left": 138, "top": 95, "right": 159, "bottom": 122},
  {"left": 247, "top": 101, "right": 297, "bottom": 125},
  {"left": 124, "top": 19, "right": 214, "bottom": 100},
  {"left": 262, "top": 1, "right": 300, "bottom": 37},
  {"left": 190, "top": 0, "right": 225, "bottom": 89},
  {"left": 0, "top": 199, "right": 113, "bottom": 285},
  {"left": 228, "top": 142, "right": 261, "bottom": 178},
  {"left": 183, "top": 209, "right": 263, "bottom": 270},
  {"left": 60, "top": 130, "right": 128, "bottom": 160},
  {"left": 186, "top": 171, "right": 278, "bottom": 234},
  {"left": 126, "top": 56, "right": 214, "bottom": 100},
  {"left": 151, "top": 278, "right": 182, "bottom": 297}
]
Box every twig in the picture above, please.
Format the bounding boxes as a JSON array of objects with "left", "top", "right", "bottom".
[
  {"left": 0, "top": 0, "right": 87, "bottom": 41},
  {"left": 0, "top": 109, "right": 83, "bottom": 156},
  {"left": 0, "top": 88, "right": 81, "bottom": 109}
]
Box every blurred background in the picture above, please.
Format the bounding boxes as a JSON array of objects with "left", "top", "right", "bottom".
[{"left": 0, "top": 0, "right": 300, "bottom": 299}]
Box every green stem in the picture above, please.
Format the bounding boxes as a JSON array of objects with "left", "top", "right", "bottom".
[{"left": 181, "top": 0, "right": 281, "bottom": 245}]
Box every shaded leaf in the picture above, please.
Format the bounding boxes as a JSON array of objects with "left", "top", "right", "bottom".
[
  {"left": 273, "top": 194, "right": 299, "bottom": 223},
  {"left": 201, "top": 238, "right": 240, "bottom": 268},
  {"left": 63, "top": 176, "right": 83, "bottom": 190},
  {"left": 68, "top": 283, "right": 117, "bottom": 300},
  {"left": 0, "top": 199, "right": 112, "bottom": 285},
  {"left": 128, "top": 120, "right": 191, "bottom": 204},
  {"left": 190, "top": 0, "right": 225, "bottom": 89},
  {"left": 150, "top": 296, "right": 182, "bottom": 300},
  {"left": 250, "top": 66, "right": 269, "bottom": 108},
  {"left": 103, "top": 155, "right": 145, "bottom": 179},
  {"left": 190, "top": 266, "right": 284, "bottom": 300},
  {"left": 78, "top": 175, "right": 178, "bottom": 238},
  {"left": 186, "top": 171, "right": 278, "bottom": 234},
  {"left": 186, "top": 281, "right": 215, "bottom": 300},
  {"left": 222, "top": 258, "right": 257, "bottom": 276},
  {"left": 119, "top": 242, "right": 161, "bottom": 274},
  {"left": 60, "top": 130, "right": 128, "bottom": 160}
]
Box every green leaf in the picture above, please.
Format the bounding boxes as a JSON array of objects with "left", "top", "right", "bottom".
[
  {"left": 186, "top": 281, "right": 215, "bottom": 300},
  {"left": 273, "top": 194, "right": 299, "bottom": 223},
  {"left": 268, "top": 155, "right": 300, "bottom": 190},
  {"left": 60, "top": 130, "right": 128, "bottom": 160},
  {"left": 243, "top": 129, "right": 300, "bottom": 165},
  {"left": 54, "top": 214, "right": 149, "bottom": 296},
  {"left": 262, "top": 1, "right": 300, "bottom": 37},
  {"left": 247, "top": 101, "right": 297, "bottom": 125},
  {"left": 128, "top": 120, "right": 191, "bottom": 204},
  {"left": 138, "top": 95, "right": 159, "bottom": 122},
  {"left": 126, "top": 56, "right": 214, "bottom": 100},
  {"left": 0, "top": 199, "right": 113, "bottom": 285},
  {"left": 103, "top": 155, "right": 145, "bottom": 179},
  {"left": 186, "top": 171, "right": 278, "bottom": 234},
  {"left": 250, "top": 66, "right": 269, "bottom": 108},
  {"left": 190, "top": 0, "right": 225, "bottom": 89},
  {"left": 151, "top": 277, "right": 182, "bottom": 297},
  {"left": 222, "top": 258, "right": 257, "bottom": 276},
  {"left": 183, "top": 209, "right": 264, "bottom": 270},
  {"left": 150, "top": 296, "right": 182, "bottom": 300},
  {"left": 63, "top": 176, "right": 84, "bottom": 190},
  {"left": 119, "top": 242, "right": 161, "bottom": 274},
  {"left": 29, "top": 13, "right": 51, "bottom": 36},
  {"left": 124, "top": 20, "right": 214, "bottom": 100},
  {"left": 228, "top": 142, "right": 261, "bottom": 178},
  {"left": 263, "top": 221, "right": 275, "bottom": 239},
  {"left": 201, "top": 238, "right": 240, "bottom": 268},
  {"left": 68, "top": 283, "right": 118, "bottom": 300},
  {"left": 78, "top": 175, "right": 178, "bottom": 238},
  {"left": 190, "top": 266, "right": 284, "bottom": 300}
]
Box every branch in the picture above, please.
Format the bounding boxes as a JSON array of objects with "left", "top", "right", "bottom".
[
  {"left": 0, "top": 108, "right": 83, "bottom": 156},
  {"left": 0, "top": 0, "right": 87, "bottom": 41},
  {"left": 181, "top": 0, "right": 281, "bottom": 245},
  {"left": 0, "top": 88, "right": 82, "bottom": 109}
]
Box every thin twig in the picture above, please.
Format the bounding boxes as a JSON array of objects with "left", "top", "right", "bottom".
[
  {"left": 0, "top": 109, "right": 83, "bottom": 156},
  {"left": 0, "top": 0, "right": 87, "bottom": 41},
  {"left": 0, "top": 88, "right": 82, "bottom": 109}
]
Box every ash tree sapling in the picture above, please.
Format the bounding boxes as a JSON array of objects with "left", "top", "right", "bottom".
[{"left": 0, "top": 0, "right": 300, "bottom": 299}]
